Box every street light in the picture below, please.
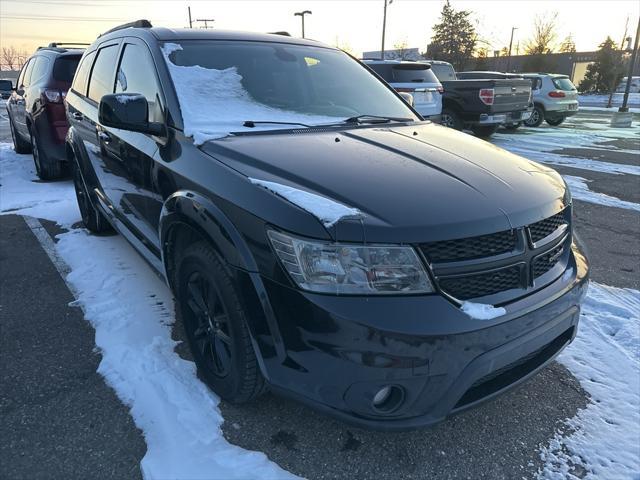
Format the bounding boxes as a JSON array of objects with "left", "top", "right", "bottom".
[
  {"left": 506, "top": 26, "right": 518, "bottom": 72},
  {"left": 294, "top": 10, "right": 312, "bottom": 38},
  {"left": 381, "top": 0, "right": 393, "bottom": 60}
]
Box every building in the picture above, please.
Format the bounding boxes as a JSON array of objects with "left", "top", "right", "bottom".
[{"left": 362, "top": 48, "right": 422, "bottom": 61}]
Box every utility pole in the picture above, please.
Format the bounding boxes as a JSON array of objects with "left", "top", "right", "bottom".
[
  {"left": 188, "top": 6, "right": 192, "bottom": 28},
  {"left": 621, "top": 16, "right": 640, "bottom": 112},
  {"left": 381, "top": 0, "right": 393, "bottom": 60},
  {"left": 506, "top": 26, "right": 517, "bottom": 72},
  {"left": 196, "top": 18, "right": 215, "bottom": 29},
  {"left": 294, "top": 10, "right": 312, "bottom": 38}
]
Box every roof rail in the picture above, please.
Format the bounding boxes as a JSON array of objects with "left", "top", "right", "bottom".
[
  {"left": 47, "top": 42, "right": 90, "bottom": 48},
  {"left": 268, "top": 31, "right": 291, "bottom": 36},
  {"left": 100, "top": 19, "right": 152, "bottom": 37}
]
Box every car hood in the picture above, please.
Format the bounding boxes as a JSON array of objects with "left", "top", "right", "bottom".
[{"left": 200, "top": 122, "right": 568, "bottom": 243}]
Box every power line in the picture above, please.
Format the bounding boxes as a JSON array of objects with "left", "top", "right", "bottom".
[{"left": 1, "top": 14, "right": 130, "bottom": 22}]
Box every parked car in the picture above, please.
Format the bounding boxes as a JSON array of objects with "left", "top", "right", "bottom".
[
  {"left": 615, "top": 76, "right": 640, "bottom": 93},
  {"left": 521, "top": 74, "right": 579, "bottom": 127},
  {"left": 457, "top": 71, "right": 532, "bottom": 130},
  {"left": 0, "top": 79, "right": 13, "bottom": 99},
  {"left": 6, "top": 43, "right": 85, "bottom": 179},
  {"left": 363, "top": 59, "right": 442, "bottom": 122},
  {"left": 67, "top": 21, "right": 588, "bottom": 430},
  {"left": 422, "top": 60, "right": 532, "bottom": 137}
]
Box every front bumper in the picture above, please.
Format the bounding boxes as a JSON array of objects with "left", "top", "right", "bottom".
[{"left": 258, "top": 242, "right": 589, "bottom": 430}]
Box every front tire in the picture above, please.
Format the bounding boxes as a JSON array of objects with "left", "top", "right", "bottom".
[
  {"left": 441, "top": 108, "right": 463, "bottom": 130},
  {"left": 471, "top": 125, "right": 499, "bottom": 138},
  {"left": 175, "top": 241, "right": 266, "bottom": 404},
  {"left": 31, "top": 129, "right": 63, "bottom": 180},
  {"left": 546, "top": 117, "right": 565, "bottom": 126},
  {"left": 524, "top": 105, "right": 544, "bottom": 127},
  {"left": 72, "top": 162, "right": 113, "bottom": 233}
]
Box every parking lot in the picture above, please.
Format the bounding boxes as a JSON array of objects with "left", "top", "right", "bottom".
[{"left": 0, "top": 105, "right": 638, "bottom": 479}]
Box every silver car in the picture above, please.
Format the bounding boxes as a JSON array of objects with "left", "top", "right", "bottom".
[
  {"left": 522, "top": 74, "right": 579, "bottom": 127},
  {"left": 363, "top": 60, "right": 443, "bottom": 121}
]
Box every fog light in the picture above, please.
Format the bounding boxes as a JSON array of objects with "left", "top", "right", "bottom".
[{"left": 373, "top": 386, "right": 392, "bottom": 406}]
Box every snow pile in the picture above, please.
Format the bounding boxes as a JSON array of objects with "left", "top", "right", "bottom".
[
  {"left": 249, "top": 178, "right": 363, "bottom": 227},
  {"left": 161, "top": 43, "right": 342, "bottom": 145},
  {"left": 0, "top": 143, "right": 79, "bottom": 225},
  {"left": 578, "top": 92, "right": 640, "bottom": 112},
  {"left": 460, "top": 301, "right": 506, "bottom": 320},
  {"left": 563, "top": 175, "right": 640, "bottom": 212},
  {"left": 538, "top": 283, "right": 640, "bottom": 479},
  {"left": 0, "top": 144, "right": 296, "bottom": 480}
]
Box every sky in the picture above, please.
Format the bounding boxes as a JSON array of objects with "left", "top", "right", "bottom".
[{"left": 1, "top": 0, "right": 638, "bottom": 58}]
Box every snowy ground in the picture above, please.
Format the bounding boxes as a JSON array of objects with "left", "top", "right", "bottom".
[
  {"left": 578, "top": 92, "right": 640, "bottom": 113},
  {"left": 0, "top": 110, "right": 639, "bottom": 479}
]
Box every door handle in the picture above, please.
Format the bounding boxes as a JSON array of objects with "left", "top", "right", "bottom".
[{"left": 98, "top": 131, "right": 112, "bottom": 144}]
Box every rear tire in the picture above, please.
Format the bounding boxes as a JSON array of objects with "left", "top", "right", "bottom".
[
  {"left": 175, "top": 241, "right": 266, "bottom": 404},
  {"left": 524, "top": 105, "right": 544, "bottom": 127},
  {"left": 72, "top": 162, "right": 113, "bottom": 234},
  {"left": 546, "top": 117, "right": 565, "bottom": 126},
  {"left": 9, "top": 117, "right": 31, "bottom": 154},
  {"left": 471, "top": 125, "right": 499, "bottom": 138},
  {"left": 31, "top": 129, "right": 63, "bottom": 180},
  {"left": 440, "top": 108, "right": 463, "bottom": 130}
]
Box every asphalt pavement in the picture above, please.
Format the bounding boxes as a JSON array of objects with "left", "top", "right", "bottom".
[{"left": 0, "top": 108, "right": 637, "bottom": 479}]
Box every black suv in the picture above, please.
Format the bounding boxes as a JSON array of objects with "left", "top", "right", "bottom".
[
  {"left": 6, "top": 43, "right": 85, "bottom": 179},
  {"left": 66, "top": 21, "right": 589, "bottom": 429}
]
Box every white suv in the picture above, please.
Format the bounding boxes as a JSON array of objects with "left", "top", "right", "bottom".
[
  {"left": 522, "top": 74, "right": 579, "bottom": 127},
  {"left": 363, "top": 60, "right": 443, "bottom": 121}
]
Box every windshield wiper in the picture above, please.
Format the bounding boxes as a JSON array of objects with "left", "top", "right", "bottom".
[
  {"left": 342, "top": 115, "right": 414, "bottom": 124},
  {"left": 243, "top": 120, "right": 311, "bottom": 128}
]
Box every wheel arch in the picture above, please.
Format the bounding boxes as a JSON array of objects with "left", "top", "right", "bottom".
[{"left": 160, "top": 191, "right": 287, "bottom": 368}]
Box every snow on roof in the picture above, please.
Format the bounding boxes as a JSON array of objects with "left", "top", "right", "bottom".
[
  {"left": 248, "top": 178, "right": 364, "bottom": 228},
  {"left": 161, "top": 42, "right": 342, "bottom": 145}
]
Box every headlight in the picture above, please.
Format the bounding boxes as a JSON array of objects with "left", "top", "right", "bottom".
[{"left": 268, "top": 230, "right": 434, "bottom": 295}]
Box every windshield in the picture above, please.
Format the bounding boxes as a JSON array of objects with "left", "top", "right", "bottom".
[
  {"left": 552, "top": 77, "right": 576, "bottom": 91},
  {"left": 429, "top": 63, "right": 456, "bottom": 81},
  {"left": 161, "top": 41, "right": 417, "bottom": 144}
]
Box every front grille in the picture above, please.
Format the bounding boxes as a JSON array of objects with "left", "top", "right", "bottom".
[
  {"left": 421, "top": 230, "right": 516, "bottom": 263},
  {"left": 533, "top": 242, "right": 564, "bottom": 278},
  {"left": 528, "top": 210, "right": 566, "bottom": 244},
  {"left": 439, "top": 265, "right": 521, "bottom": 300},
  {"left": 422, "top": 208, "right": 570, "bottom": 301}
]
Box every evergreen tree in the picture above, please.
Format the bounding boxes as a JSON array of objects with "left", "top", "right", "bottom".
[
  {"left": 474, "top": 47, "right": 489, "bottom": 70},
  {"left": 578, "top": 37, "right": 625, "bottom": 93},
  {"left": 559, "top": 35, "right": 577, "bottom": 53},
  {"left": 426, "top": 0, "right": 477, "bottom": 70}
]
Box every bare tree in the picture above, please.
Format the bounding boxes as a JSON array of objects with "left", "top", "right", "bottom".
[
  {"left": 393, "top": 39, "right": 410, "bottom": 60},
  {"left": 1, "top": 46, "right": 28, "bottom": 71},
  {"left": 524, "top": 13, "right": 558, "bottom": 55}
]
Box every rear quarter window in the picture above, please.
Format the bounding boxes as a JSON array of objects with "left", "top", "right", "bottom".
[
  {"left": 30, "top": 56, "right": 51, "bottom": 85},
  {"left": 53, "top": 55, "right": 81, "bottom": 83}
]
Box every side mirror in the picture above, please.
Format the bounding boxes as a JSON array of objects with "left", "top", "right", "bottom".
[
  {"left": 398, "top": 92, "right": 414, "bottom": 106},
  {"left": 99, "top": 93, "right": 164, "bottom": 136}
]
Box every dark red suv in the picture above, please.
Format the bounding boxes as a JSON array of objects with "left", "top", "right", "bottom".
[{"left": 6, "top": 43, "right": 85, "bottom": 179}]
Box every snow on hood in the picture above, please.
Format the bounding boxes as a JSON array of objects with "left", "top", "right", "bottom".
[
  {"left": 161, "top": 43, "right": 342, "bottom": 145},
  {"left": 249, "top": 178, "right": 364, "bottom": 228},
  {"left": 460, "top": 301, "right": 506, "bottom": 320}
]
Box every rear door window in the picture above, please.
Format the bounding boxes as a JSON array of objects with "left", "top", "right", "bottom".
[
  {"left": 22, "top": 59, "right": 35, "bottom": 87},
  {"left": 552, "top": 77, "right": 576, "bottom": 91},
  {"left": 53, "top": 55, "right": 81, "bottom": 84},
  {"left": 88, "top": 44, "right": 119, "bottom": 103},
  {"left": 72, "top": 51, "right": 96, "bottom": 96}
]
